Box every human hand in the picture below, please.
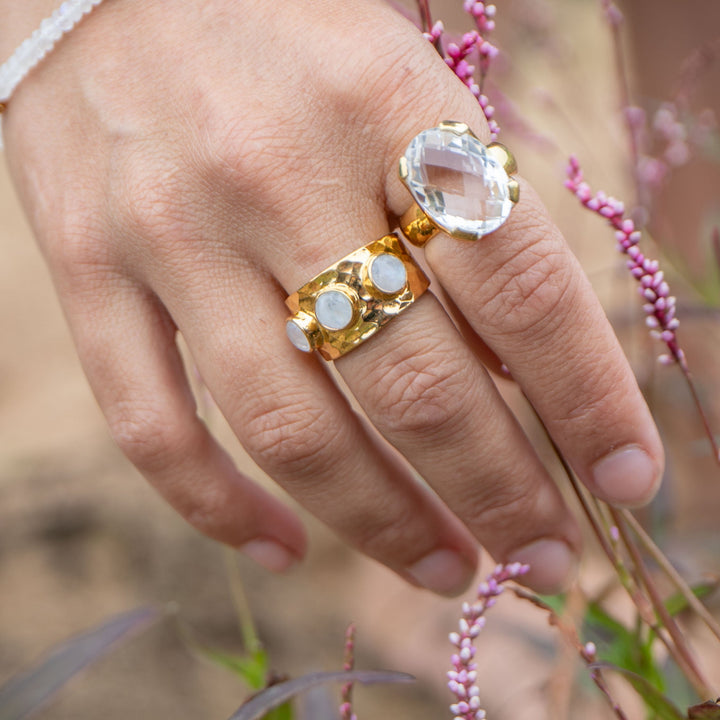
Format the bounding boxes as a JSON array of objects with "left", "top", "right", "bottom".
[{"left": 2, "top": 0, "right": 663, "bottom": 595}]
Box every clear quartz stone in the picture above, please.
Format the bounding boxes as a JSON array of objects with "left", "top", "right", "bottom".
[
  {"left": 315, "top": 289, "right": 354, "bottom": 331},
  {"left": 285, "top": 319, "right": 311, "bottom": 352},
  {"left": 369, "top": 253, "right": 407, "bottom": 294},
  {"left": 402, "top": 127, "right": 513, "bottom": 239}
]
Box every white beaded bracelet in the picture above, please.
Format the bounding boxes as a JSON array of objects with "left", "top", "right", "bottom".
[{"left": 0, "top": 0, "right": 105, "bottom": 148}]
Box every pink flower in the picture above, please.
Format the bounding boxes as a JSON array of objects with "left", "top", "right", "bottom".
[
  {"left": 565, "top": 156, "right": 687, "bottom": 369},
  {"left": 448, "top": 563, "right": 529, "bottom": 720},
  {"left": 423, "top": 20, "right": 445, "bottom": 44},
  {"left": 425, "top": 2, "right": 500, "bottom": 140}
]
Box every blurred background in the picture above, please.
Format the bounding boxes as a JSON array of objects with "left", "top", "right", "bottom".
[{"left": 1, "top": 1, "right": 719, "bottom": 718}]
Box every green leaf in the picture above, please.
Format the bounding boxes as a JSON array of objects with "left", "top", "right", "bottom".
[
  {"left": 585, "top": 602, "right": 632, "bottom": 639},
  {"left": 584, "top": 602, "right": 665, "bottom": 692},
  {"left": 537, "top": 593, "right": 566, "bottom": 614},
  {"left": 200, "top": 647, "right": 269, "bottom": 690},
  {"left": 664, "top": 581, "right": 717, "bottom": 618},
  {"left": 263, "top": 701, "right": 293, "bottom": 720},
  {"left": 591, "top": 662, "right": 686, "bottom": 720}
]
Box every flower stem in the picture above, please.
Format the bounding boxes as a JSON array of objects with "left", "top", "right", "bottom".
[
  {"left": 339, "top": 623, "right": 357, "bottom": 720},
  {"left": 511, "top": 587, "right": 629, "bottom": 720},
  {"left": 415, "top": 0, "right": 432, "bottom": 33},
  {"left": 601, "top": 0, "right": 642, "bottom": 206},
  {"left": 223, "top": 548, "right": 261, "bottom": 653},
  {"left": 609, "top": 508, "right": 711, "bottom": 698},
  {"left": 540, "top": 411, "right": 709, "bottom": 694},
  {"left": 621, "top": 509, "right": 720, "bottom": 643},
  {"left": 677, "top": 359, "right": 720, "bottom": 465}
]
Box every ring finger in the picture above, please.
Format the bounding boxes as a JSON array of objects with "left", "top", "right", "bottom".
[
  {"left": 152, "top": 259, "right": 483, "bottom": 596},
  {"left": 262, "top": 205, "right": 581, "bottom": 593}
]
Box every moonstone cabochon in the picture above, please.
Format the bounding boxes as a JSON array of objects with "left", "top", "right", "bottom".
[
  {"left": 402, "top": 126, "right": 513, "bottom": 239},
  {"left": 369, "top": 253, "right": 408, "bottom": 295},
  {"left": 285, "top": 319, "right": 312, "bottom": 352},
  {"left": 314, "top": 289, "right": 355, "bottom": 331}
]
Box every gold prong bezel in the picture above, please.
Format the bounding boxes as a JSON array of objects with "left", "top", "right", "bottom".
[
  {"left": 398, "top": 156, "right": 409, "bottom": 181},
  {"left": 446, "top": 226, "right": 481, "bottom": 242},
  {"left": 486, "top": 142, "right": 518, "bottom": 175},
  {"left": 437, "top": 120, "right": 475, "bottom": 138}
]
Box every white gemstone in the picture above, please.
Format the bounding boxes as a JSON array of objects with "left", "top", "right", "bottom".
[
  {"left": 402, "top": 126, "right": 513, "bottom": 239},
  {"left": 315, "top": 289, "right": 354, "bottom": 331},
  {"left": 286, "top": 319, "right": 312, "bottom": 352},
  {"left": 369, "top": 253, "right": 407, "bottom": 294}
]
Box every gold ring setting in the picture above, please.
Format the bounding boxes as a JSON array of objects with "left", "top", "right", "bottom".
[
  {"left": 285, "top": 233, "right": 429, "bottom": 360},
  {"left": 398, "top": 120, "right": 519, "bottom": 247},
  {"left": 284, "top": 121, "right": 519, "bottom": 358}
]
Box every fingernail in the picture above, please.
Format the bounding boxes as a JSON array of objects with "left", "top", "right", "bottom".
[
  {"left": 592, "top": 445, "right": 660, "bottom": 507},
  {"left": 406, "top": 549, "right": 476, "bottom": 596},
  {"left": 508, "top": 539, "right": 577, "bottom": 595},
  {"left": 241, "top": 539, "right": 298, "bottom": 573}
]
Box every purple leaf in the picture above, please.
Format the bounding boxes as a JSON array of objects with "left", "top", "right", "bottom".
[
  {"left": 0, "top": 606, "right": 160, "bottom": 720},
  {"left": 227, "top": 670, "right": 415, "bottom": 720},
  {"left": 296, "top": 685, "right": 339, "bottom": 720},
  {"left": 688, "top": 700, "right": 720, "bottom": 719}
]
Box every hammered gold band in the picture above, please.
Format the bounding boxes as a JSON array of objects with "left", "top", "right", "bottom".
[{"left": 285, "top": 233, "right": 429, "bottom": 360}]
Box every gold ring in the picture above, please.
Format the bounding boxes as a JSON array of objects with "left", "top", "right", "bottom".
[
  {"left": 285, "top": 233, "right": 429, "bottom": 360},
  {"left": 397, "top": 120, "right": 520, "bottom": 247}
]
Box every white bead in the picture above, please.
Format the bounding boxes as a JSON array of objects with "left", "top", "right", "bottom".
[
  {"left": 0, "top": 0, "right": 106, "bottom": 105},
  {"left": 57, "top": 5, "right": 75, "bottom": 30}
]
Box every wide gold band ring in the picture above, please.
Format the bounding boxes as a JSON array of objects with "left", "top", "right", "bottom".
[
  {"left": 285, "top": 233, "right": 430, "bottom": 360},
  {"left": 397, "top": 120, "right": 520, "bottom": 247}
]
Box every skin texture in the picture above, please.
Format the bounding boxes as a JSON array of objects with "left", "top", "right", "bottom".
[{"left": 1, "top": 0, "right": 665, "bottom": 595}]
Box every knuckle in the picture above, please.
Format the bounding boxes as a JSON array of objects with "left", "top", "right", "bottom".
[
  {"left": 108, "top": 148, "right": 196, "bottom": 254},
  {"left": 202, "top": 106, "right": 305, "bottom": 204},
  {"left": 484, "top": 233, "right": 578, "bottom": 339},
  {"left": 469, "top": 480, "right": 546, "bottom": 539},
  {"left": 122, "top": 176, "right": 188, "bottom": 246},
  {"left": 49, "top": 221, "right": 113, "bottom": 282},
  {"left": 370, "top": 350, "right": 469, "bottom": 436},
  {"left": 552, "top": 360, "right": 630, "bottom": 429},
  {"left": 182, "top": 485, "right": 233, "bottom": 539},
  {"left": 351, "top": 504, "right": 435, "bottom": 564},
  {"left": 107, "top": 401, "right": 191, "bottom": 473},
  {"left": 349, "top": 32, "right": 454, "bottom": 129},
  {"left": 243, "top": 393, "right": 336, "bottom": 479}
]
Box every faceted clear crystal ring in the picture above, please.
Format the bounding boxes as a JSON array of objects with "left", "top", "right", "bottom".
[
  {"left": 398, "top": 121, "right": 520, "bottom": 247},
  {"left": 285, "top": 234, "right": 430, "bottom": 360}
]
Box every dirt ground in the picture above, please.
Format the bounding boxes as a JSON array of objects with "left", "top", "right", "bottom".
[{"left": 2, "top": 2, "right": 720, "bottom": 719}]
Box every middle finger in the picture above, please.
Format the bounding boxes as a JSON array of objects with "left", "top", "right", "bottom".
[{"left": 272, "top": 203, "right": 582, "bottom": 594}]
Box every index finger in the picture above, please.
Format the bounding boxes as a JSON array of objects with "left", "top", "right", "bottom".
[{"left": 398, "top": 174, "right": 664, "bottom": 507}]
